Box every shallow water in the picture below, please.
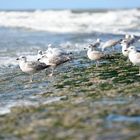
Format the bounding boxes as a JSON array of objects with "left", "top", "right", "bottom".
[{"left": 107, "top": 114, "right": 140, "bottom": 123}]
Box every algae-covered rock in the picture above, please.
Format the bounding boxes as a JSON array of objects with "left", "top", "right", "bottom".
[{"left": 0, "top": 53, "right": 140, "bottom": 140}]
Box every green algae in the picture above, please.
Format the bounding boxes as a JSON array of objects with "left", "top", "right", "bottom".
[{"left": 0, "top": 53, "right": 140, "bottom": 140}]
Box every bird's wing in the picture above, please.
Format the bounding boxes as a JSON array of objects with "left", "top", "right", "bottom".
[
  {"left": 27, "top": 61, "right": 48, "bottom": 70},
  {"left": 92, "top": 51, "right": 104, "bottom": 57},
  {"left": 106, "top": 40, "right": 118, "bottom": 46},
  {"left": 27, "top": 61, "right": 38, "bottom": 68},
  {"left": 48, "top": 55, "right": 71, "bottom": 66}
]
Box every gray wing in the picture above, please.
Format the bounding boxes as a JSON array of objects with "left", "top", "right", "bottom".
[
  {"left": 27, "top": 61, "right": 49, "bottom": 71},
  {"left": 48, "top": 55, "right": 71, "bottom": 66}
]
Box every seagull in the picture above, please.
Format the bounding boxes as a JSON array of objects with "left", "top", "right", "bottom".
[
  {"left": 125, "top": 34, "right": 131, "bottom": 39},
  {"left": 101, "top": 39, "right": 122, "bottom": 51},
  {"left": 128, "top": 46, "right": 140, "bottom": 75},
  {"left": 124, "top": 34, "right": 140, "bottom": 45},
  {"left": 37, "top": 50, "right": 44, "bottom": 59},
  {"left": 90, "top": 38, "right": 101, "bottom": 48},
  {"left": 86, "top": 44, "right": 105, "bottom": 67},
  {"left": 120, "top": 40, "right": 130, "bottom": 57},
  {"left": 45, "top": 47, "right": 69, "bottom": 57},
  {"left": 36, "top": 44, "right": 54, "bottom": 60},
  {"left": 16, "top": 56, "right": 50, "bottom": 82},
  {"left": 37, "top": 44, "right": 71, "bottom": 61},
  {"left": 38, "top": 49, "right": 72, "bottom": 76}
]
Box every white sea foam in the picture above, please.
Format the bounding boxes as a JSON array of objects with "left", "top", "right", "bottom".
[{"left": 0, "top": 9, "right": 140, "bottom": 35}]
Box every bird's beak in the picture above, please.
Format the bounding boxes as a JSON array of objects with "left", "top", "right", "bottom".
[
  {"left": 37, "top": 58, "right": 41, "bottom": 61},
  {"left": 16, "top": 58, "right": 19, "bottom": 60}
]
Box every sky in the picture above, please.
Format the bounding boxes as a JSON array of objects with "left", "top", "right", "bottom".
[{"left": 0, "top": 0, "right": 140, "bottom": 10}]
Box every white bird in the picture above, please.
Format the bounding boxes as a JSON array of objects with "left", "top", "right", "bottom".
[
  {"left": 124, "top": 34, "right": 140, "bottom": 45},
  {"left": 37, "top": 44, "right": 54, "bottom": 60},
  {"left": 128, "top": 46, "right": 140, "bottom": 75},
  {"left": 37, "top": 50, "right": 44, "bottom": 59},
  {"left": 90, "top": 38, "right": 101, "bottom": 48},
  {"left": 38, "top": 50, "right": 72, "bottom": 76},
  {"left": 125, "top": 34, "right": 131, "bottom": 39},
  {"left": 16, "top": 56, "right": 49, "bottom": 82},
  {"left": 120, "top": 40, "right": 130, "bottom": 57},
  {"left": 101, "top": 39, "right": 122, "bottom": 51},
  {"left": 86, "top": 44, "right": 105, "bottom": 67},
  {"left": 37, "top": 44, "right": 71, "bottom": 60},
  {"left": 46, "top": 47, "right": 68, "bottom": 57}
]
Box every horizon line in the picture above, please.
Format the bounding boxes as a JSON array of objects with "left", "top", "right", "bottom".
[{"left": 0, "top": 7, "right": 139, "bottom": 11}]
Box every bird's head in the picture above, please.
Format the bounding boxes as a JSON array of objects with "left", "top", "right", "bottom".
[
  {"left": 125, "top": 34, "right": 131, "bottom": 39},
  {"left": 38, "top": 50, "right": 43, "bottom": 55},
  {"left": 96, "top": 38, "right": 102, "bottom": 43},
  {"left": 16, "top": 56, "right": 27, "bottom": 62},
  {"left": 128, "top": 46, "right": 136, "bottom": 52}
]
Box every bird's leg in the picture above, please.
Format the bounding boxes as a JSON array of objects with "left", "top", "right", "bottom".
[
  {"left": 29, "top": 75, "right": 33, "bottom": 83},
  {"left": 49, "top": 67, "right": 54, "bottom": 77},
  {"left": 96, "top": 61, "right": 99, "bottom": 68},
  {"left": 126, "top": 58, "right": 130, "bottom": 63},
  {"left": 136, "top": 67, "right": 140, "bottom": 76}
]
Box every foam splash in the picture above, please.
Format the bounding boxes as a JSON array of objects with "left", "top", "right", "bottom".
[{"left": 0, "top": 9, "right": 140, "bottom": 35}]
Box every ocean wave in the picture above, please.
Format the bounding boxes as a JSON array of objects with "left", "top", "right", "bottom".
[{"left": 0, "top": 9, "right": 140, "bottom": 34}]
